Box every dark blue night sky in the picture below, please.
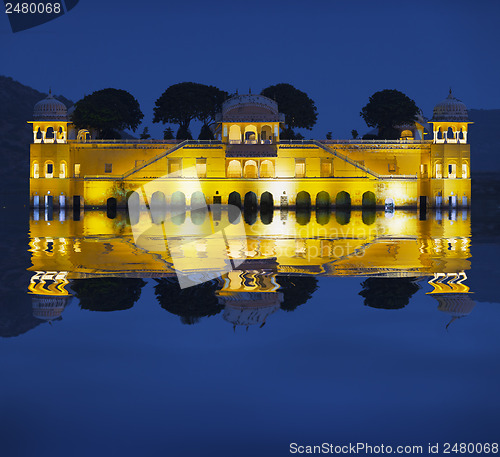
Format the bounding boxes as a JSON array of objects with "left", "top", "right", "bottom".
[{"left": 1, "top": 0, "right": 499, "bottom": 138}]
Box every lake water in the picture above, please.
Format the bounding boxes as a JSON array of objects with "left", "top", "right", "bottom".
[{"left": 1, "top": 199, "right": 499, "bottom": 457}]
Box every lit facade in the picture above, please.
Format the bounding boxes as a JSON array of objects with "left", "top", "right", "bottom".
[{"left": 28, "top": 91, "right": 472, "bottom": 209}]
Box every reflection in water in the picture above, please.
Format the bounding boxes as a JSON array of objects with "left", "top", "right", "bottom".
[
  {"left": 72, "top": 278, "right": 146, "bottom": 312},
  {"left": 155, "top": 278, "right": 223, "bottom": 325},
  {"left": 359, "top": 277, "right": 420, "bottom": 309},
  {"left": 5, "top": 208, "right": 478, "bottom": 335},
  {"left": 427, "top": 272, "right": 476, "bottom": 329}
]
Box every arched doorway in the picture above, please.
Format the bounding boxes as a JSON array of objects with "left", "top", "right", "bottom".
[
  {"left": 296, "top": 191, "right": 311, "bottom": 209},
  {"left": 336, "top": 191, "right": 351, "bottom": 208},
  {"left": 260, "top": 192, "right": 274, "bottom": 210},
  {"left": 191, "top": 191, "right": 206, "bottom": 209},
  {"left": 150, "top": 191, "right": 167, "bottom": 224},
  {"left": 171, "top": 191, "right": 186, "bottom": 207},
  {"left": 243, "top": 160, "right": 258, "bottom": 178},
  {"left": 244, "top": 125, "right": 257, "bottom": 143},
  {"left": 362, "top": 191, "right": 376, "bottom": 208},
  {"left": 244, "top": 191, "right": 258, "bottom": 210},
  {"left": 316, "top": 191, "right": 330, "bottom": 210},
  {"left": 107, "top": 197, "right": 117, "bottom": 219},
  {"left": 260, "top": 192, "right": 274, "bottom": 225},
  {"left": 228, "top": 191, "right": 242, "bottom": 209},
  {"left": 127, "top": 191, "right": 141, "bottom": 226},
  {"left": 227, "top": 160, "right": 242, "bottom": 178},
  {"left": 229, "top": 125, "right": 241, "bottom": 143},
  {"left": 260, "top": 160, "right": 274, "bottom": 178},
  {"left": 261, "top": 125, "right": 273, "bottom": 143}
]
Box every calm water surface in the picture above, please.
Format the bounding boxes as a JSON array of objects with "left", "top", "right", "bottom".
[{"left": 1, "top": 204, "right": 499, "bottom": 457}]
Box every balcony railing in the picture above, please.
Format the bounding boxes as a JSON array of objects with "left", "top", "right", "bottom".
[{"left": 229, "top": 139, "right": 273, "bottom": 145}]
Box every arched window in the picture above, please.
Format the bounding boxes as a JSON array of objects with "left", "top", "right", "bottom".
[
  {"left": 243, "top": 160, "right": 258, "bottom": 178},
  {"left": 448, "top": 163, "right": 457, "bottom": 179},
  {"left": 261, "top": 125, "right": 273, "bottom": 143},
  {"left": 45, "top": 127, "right": 55, "bottom": 143},
  {"left": 462, "top": 163, "right": 468, "bottom": 179},
  {"left": 45, "top": 161, "right": 54, "bottom": 178},
  {"left": 446, "top": 127, "right": 456, "bottom": 143},
  {"left": 229, "top": 125, "right": 241, "bottom": 144},
  {"left": 34, "top": 127, "right": 43, "bottom": 143},
  {"left": 32, "top": 161, "right": 39, "bottom": 179},
  {"left": 244, "top": 125, "right": 257, "bottom": 144},
  {"left": 435, "top": 162, "right": 442, "bottom": 179},
  {"left": 227, "top": 160, "right": 242, "bottom": 178},
  {"left": 59, "top": 161, "right": 67, "bottom": 178},
  {"left": 260, "top": 160, "right": 274, "bottom": 178}
]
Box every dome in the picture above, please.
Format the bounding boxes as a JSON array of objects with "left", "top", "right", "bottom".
[
  {"left": 33, "top": 91, "right": 68, "bottom": 121},
  {"left": 431, "top": 90, "right": 468, "bottom": 122},
  {"left": 219, "top": 93, "right": 285, "bottom": 123}
]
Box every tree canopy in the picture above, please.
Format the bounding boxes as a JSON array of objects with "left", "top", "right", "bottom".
[
  {"left": 276, "top": 275, "right": 318, "bottom": 312},
  {"left": 154, "top": 278, "right": 223, "bottom": 325},
  {"left": 360, "top": 89, "right": 419, "bottom": 140},
  {"left": 261, "top": 83, "right": 318, "bottom": 130},
  {"left": 72, "top": 278, "right": 146, "bottom": 312},
  {"left": 359, "top": 277, "right": 420, "bottom": 309},
  {"left": 72, "top": 88, "right": 144, "bottom": 139},
  {"left": 153, "top": 82, "right": 227, "bottom": 132}
]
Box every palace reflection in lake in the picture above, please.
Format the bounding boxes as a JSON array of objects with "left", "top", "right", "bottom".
[{"left": 13, "top": 206, "right": 475, "bottom": 335}]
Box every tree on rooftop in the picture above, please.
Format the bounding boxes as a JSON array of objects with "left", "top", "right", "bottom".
[
  {"left": 360, "top": 89, "right": 419, "bottom": 140},
  {"left": 139, "top": 127, "right": 151, "bottom": 139},
  {"left": 198, "top": 123, "right": 215, "bottom": 140},
  {"left": 176, "top": 125, "right": 192, "bottom": 140},
  {"left": 153, "top": 82, "right": 227, "bottom": 134},
  {"left": 163, "top": 127, "right": 175, "bottom": 139},
  {"left": 72, "top": 88, "right": 144, "bottom": 139},
  {"left": 261, "top": 83, "right": 318, "bottom": 132}
]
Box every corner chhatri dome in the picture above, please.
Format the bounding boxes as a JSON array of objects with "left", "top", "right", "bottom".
[
  {"left": 33, "top": 90, "right": 68, "bottom": 121},
  {"left": 431, "top": 89, "right": 468, "bottom": 122}
]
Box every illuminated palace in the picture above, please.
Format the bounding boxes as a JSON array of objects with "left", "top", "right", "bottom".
[{"left": 29, "top": 90, "right": 471, "bottom": 209}]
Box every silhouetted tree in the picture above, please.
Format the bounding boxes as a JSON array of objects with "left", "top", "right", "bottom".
[
  {"left": 72, "top": 88, "right": 144, "bottom": 139},
  {"left": 360, "top": 89, "right": 419, "bottom": 140},
  {"left": 276, "top": 275, "right": 318, "bottom": 312},
  {"left": 153, "top": 82, "right": 227, "bottom": 133},
  {"left": 72, "top": 278, "right": 146, "bottom": 312},
  {"left": 351, "top": 129, "right": 359, "bottom": 139},
  {"left": 326, "top": 131, "right": 333, "bottom": 140},
  {"left": 198, "top": 123, "right": 215, "bottom": 140},
  {"left": 176, "top": 125, "right": 192, "bottom": 140},
  {"left": 261, "top": 83, "right": 318, "bottom": 130},
  {"left": 154, "top": 278, "right": 223, "bottom": 324},
  {"left": 163, "top": 127, "right": 175, "bottom": 139},
  {"left": 139, "top": 127, "right": 151, "bottom": 139},
  {"left": 359, "top": 277, "right": 420, "bottom": 309}
]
